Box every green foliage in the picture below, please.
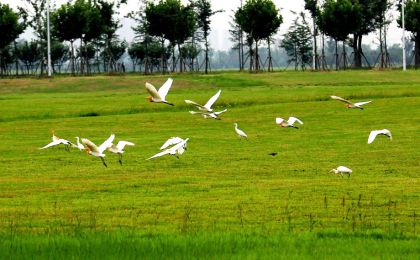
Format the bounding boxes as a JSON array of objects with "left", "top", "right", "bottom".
[
  {"left": 281, "top": 14, "right": 312, "bottom": 70},
  {"left": 16, "top": 40, "right": 40, "bottom": 67},
  {"left": 235, "top": 0, "right": 283, "bottom": 43},
  {"left": 318, "top": 0, "right": 362, "bottom": 41},
  {"left": 0, "top": 3, "right": 25, "bottom": 50}
]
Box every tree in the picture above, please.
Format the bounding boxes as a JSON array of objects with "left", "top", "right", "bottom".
[
  {"left": 16, "top": 40, "right": 40, "bottom": 74},
  {"left": 398, "top": 0, "right": 420, "bottom": 67},
  {"left": 318, "top": 0, "right": 361, "bottom": 69},
  {"left": 145, "top": 0, "right": 196, "bottom": 73},
  {"left": 304, "top": 0, "right": 319, "bottom": 70},
  {"left": 235, "top": 0, "right": 282, "bottom": 71},
  {"left": 0, "top": 3, "right": 25, "bottom": 76},
  {"left": 281, "top": 13, "right": 313, "bottom": 71},
  {"left": 191, "top": 0, "right": 222, "bottom": 74},
  {"left": 351, "top": 0, "right": 387, "bottom": 68},
  {"left": 229, "top": 13, "right": 245, "bottom": 71}
]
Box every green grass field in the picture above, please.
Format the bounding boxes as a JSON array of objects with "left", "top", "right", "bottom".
[{"left": 0, "top": 71, "right": 419, "bottom": 258}]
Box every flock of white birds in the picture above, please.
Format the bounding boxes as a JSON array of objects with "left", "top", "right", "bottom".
[{"left": 40, "top": 78, "right": 393, "bottom": 173}]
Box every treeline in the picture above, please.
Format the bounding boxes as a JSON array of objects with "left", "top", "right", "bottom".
[{"left": 0, "top": 0, "right": 419, "bottom": 77}]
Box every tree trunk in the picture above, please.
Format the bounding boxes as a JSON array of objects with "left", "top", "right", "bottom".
[
  {"left": 205, "top": 36, "right": 209, "bottom": 74},
  {"left": 255, "top": 40, "right": 259, "bottom": 71},
  {"left": 70, "top": 40, "right": 75, "bottom": 75},
  {"left": 415, "top": 32, "right": 420, "bottom": 68},
  {"left": 342, "top": 41, "right": 346, "bottom": 70},
  {"left": 178, "top": 44, "right": 183, "bottom": 73},
  {"left": 313, "top": 22, "right": 318, "bottom": 70},
  {"left": 335, "top": 39, "right": 338, "bottom": 70},
  {"left": 353, "top": 34, "right": 362, "bottom": 68}
]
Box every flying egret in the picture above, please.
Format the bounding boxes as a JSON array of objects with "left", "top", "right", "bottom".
[
  {"left": 189, "top": 109, "right": 227, "bottom": 120},
  {"left": 368, "top": 129, "right": 392, "bottom": 144},
  {"left": 108, "top": 140, "right": 135, "bottom": 165},
  {"left": 331, "top": 166, "right": 352, "bottom": 177},
  {"left": 145, "top": 78, "right": 174, "bottom": 106},
  {"left": 147, "top": 138, "right": 189, "bottom": 160},
  {"left": 40, "top": 131, "right": 73, "bottom": 150},
  {"left": 275, "top": 117, "right": 303, "bottom": 129},
  {"left": 331, "top": 95, "right": 372, "bottom": 109},
  {"left": 81, "top": 134, "right": 115, "bottom": 167},
  {"left": 160, "top": 137, "right": 185, "bottom": 150},
  {"left": 234, "top": 123, "right": 248, "bottom": 140},
  {"left": 185, "top": 89, "right": 222, "bottom": 112},
  {"left": 72, "top": 137, "right": 85, "bottom": 151}
]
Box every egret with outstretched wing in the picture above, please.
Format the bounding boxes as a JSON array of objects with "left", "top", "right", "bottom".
[
  {"left": 81, "top": 134, "right": 115, "bottom": 167},
  {"left": 108, "top": 140, "right": 135, "bottom": 165},
  {"left": 331, "top": 95, "right": 372, "bottom": 109},
  {"left": 275, "top": 116, "right": 303, "bottom": 128},
  {"left": 185, "top": 89, "right": 221, "bottom": 112},
  {"left": 145, "top": 78, "right": 174, "bottom": 106},
  {"left": 368, "top": 129, "right": 392, "bottom": 144}
]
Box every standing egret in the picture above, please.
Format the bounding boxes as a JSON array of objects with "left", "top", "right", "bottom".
[
  {"left": 234, "top": 123, "right": 248, "bottom": 140},
  {"left": 275, "top": 117, "right": 303, "bottom": 129},
  {"left": 145, "top": 78, "right": 174, "bottom": 106},
  {"left": 108, "top": 140, "right": 135, "bottom": 165},
  {"left": 189, "top": 109, "right": 227, "bottom": 120},
  {"left": 81, "top": 134, "right": 115, "bottom": 167},
  {"left": 368, "top": 129, "right": 392, "bottom": 144},
  {"left": 331, "top": 166, "right": 352, "bottom": 177},
  {"left": 40, "top": 131, "right": 74, "bottom": 150},
  {"left": 331, "top": 95, "right": 372, "bottom": 109},
  {"left": 185, "top": 89, "right": 222, "bottom": 112},
  {"left": 147, "top": 138, "right": 189, "bottom": 160}
]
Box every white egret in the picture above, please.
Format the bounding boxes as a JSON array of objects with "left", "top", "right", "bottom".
[
  {"left": 275, "top": 117, "right": 303, "bottom": 129},
  {"left": 368, "top": 129, "right": 392, "bottom": 144},
  {"left": 108, "top": 140, "right": 135, "bottom": 165},
  {"left": 145, "top": 78, "right": 174, "bottom": 106},
  {"left": 331, "top": 166, "right": 352, "bottom": 177},
  {"left": 331, "top": 95, "right": 372, "bottom": 109},
  {"left": 40, "top": 131, "right": 73, "bottom": 150},
  {"left": 234, "top": 123, "right": 248, "bottom": 140},
  {"left": 81, "top": 134, "right": 115, "bottom": 167},
  {"left": 185, "top": 89, "right": 221, "bottom": 112},
  {"left": 147, "top": 138, "right": 189, "bottom": 160},
  {"left": 189, "top": 109, "right": 227, "bottom": 120},
  {"left": 72, "top": 137, "right": 85, "bottom": 151},
  {"left": 160, "top": 137, "right": 185, "bottom": 150}
]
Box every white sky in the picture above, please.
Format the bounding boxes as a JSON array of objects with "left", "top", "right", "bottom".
[{"left": 2, "top": 0, "right": 404, "bottom": 51}]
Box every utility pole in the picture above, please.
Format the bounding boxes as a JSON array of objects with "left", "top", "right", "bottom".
[
  {"left": 402, "top": 0, "right": 406, "bottom": 71},
  {"left": 47, "top": 0, "right": 52, "bottom": 77}
]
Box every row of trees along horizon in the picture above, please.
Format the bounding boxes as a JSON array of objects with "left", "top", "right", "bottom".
[{"left": 0, "top": 0, "right": 419, "bottom": 77}]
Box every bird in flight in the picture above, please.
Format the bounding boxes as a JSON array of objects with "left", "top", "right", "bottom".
[
  {"left": 185, "top": 89, "right": 222, "bottom": 112},
  {"left": 81, "top": 134, "right": 115, "bottom": 167},
  {"left": 147, "top": 137, "right": 189, "bottom": 160},
  {"left": 40, "top": 131, "right": 74, "bottom": 151},
  {"left": 234, "top": 123, "right": 248, "bottom": 140},
  {"left": 72, "top": 137, "right": 85, "bottom": 151},
  {"left": 145, "top": 78, "right": 174, "bottom": 106},
  {"left": 330, "top": 95, "right": 372, "bottom": 109},
  {"left": 331, "top": 166, "right": 352, "bottom": 177},
  {"left": 368, "top": 129, "right": 392, "bottom": 144},
  {"left": 189, "top": 109, "right": 228, "bottom": 120},
  {"left": 275, "top": 117, "right": 303, "bottom": 129},
  {"left": 108, "top": 140, "right": 135, "bottom": 165}
]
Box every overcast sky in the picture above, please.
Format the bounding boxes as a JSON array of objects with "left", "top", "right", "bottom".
[{"left": 3, "top": 0, "right": 404, "bottom": 51}]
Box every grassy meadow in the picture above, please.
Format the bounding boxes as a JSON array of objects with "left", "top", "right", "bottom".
[{"left": 0, "top": 70, "right": 419, "bottom": 258}]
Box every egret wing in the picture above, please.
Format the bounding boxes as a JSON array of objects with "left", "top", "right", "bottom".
[
  {"left": 160, "top": 137, "right": 184, "bottom": 150},
  {"left": 81, "top": 138, "right": 100, "bottom": 153},
  {"left": 203, "top": 89, "right": 221, "bottom": 110},
  {"left": 157, "top": 78, "right": 173, "bottom": 100},
  {"left": 145, "top": 83, "right": 161, "bottom": 99},
  {"left": 331, "top": 95, "right": 351, "bottom": 104},
  {"left": 288, "top": 117, "right": 303, "bottom": 125},
  {"left": 116, "top": 141, "right": 135, "bottom": 150},
  {"left": 213, "top": 108, "right": 227, "bottom": 115},
  {"left": 354, "top": 101, "right": 372, "bottom": 107},
  {"left": 275, "top": 117, "right": 285, "bottom": 124},
  {"left": 40, "top": 140, "right": 61, "bottom": 149},
  {"left": 99, "top": 134, "right": 115, "bottom": 153},
  {"left": 147, "top": 149, "right": 171, "bottom": 160},
  {"left": 368, "top": 130, "right": 379, "bottom": 144},
  {"left": 185, "top": 100, "right": 206, "bottom": 110}
]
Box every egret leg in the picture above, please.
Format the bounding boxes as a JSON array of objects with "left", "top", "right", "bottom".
[
  {"left": 118, "top": 154, "right": 123, "bottom": 165},
  {"left": 101, "top": 157, "right": 108, "bottom": 167}
]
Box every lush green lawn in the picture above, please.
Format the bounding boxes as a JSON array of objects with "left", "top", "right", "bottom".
[{"left": 0, "top": 70, "right": 419, "bottom": 257}]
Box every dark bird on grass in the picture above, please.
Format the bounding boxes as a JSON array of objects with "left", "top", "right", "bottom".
[{"left": 268, "top": 152, "right": 278, "bottom": 156}]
